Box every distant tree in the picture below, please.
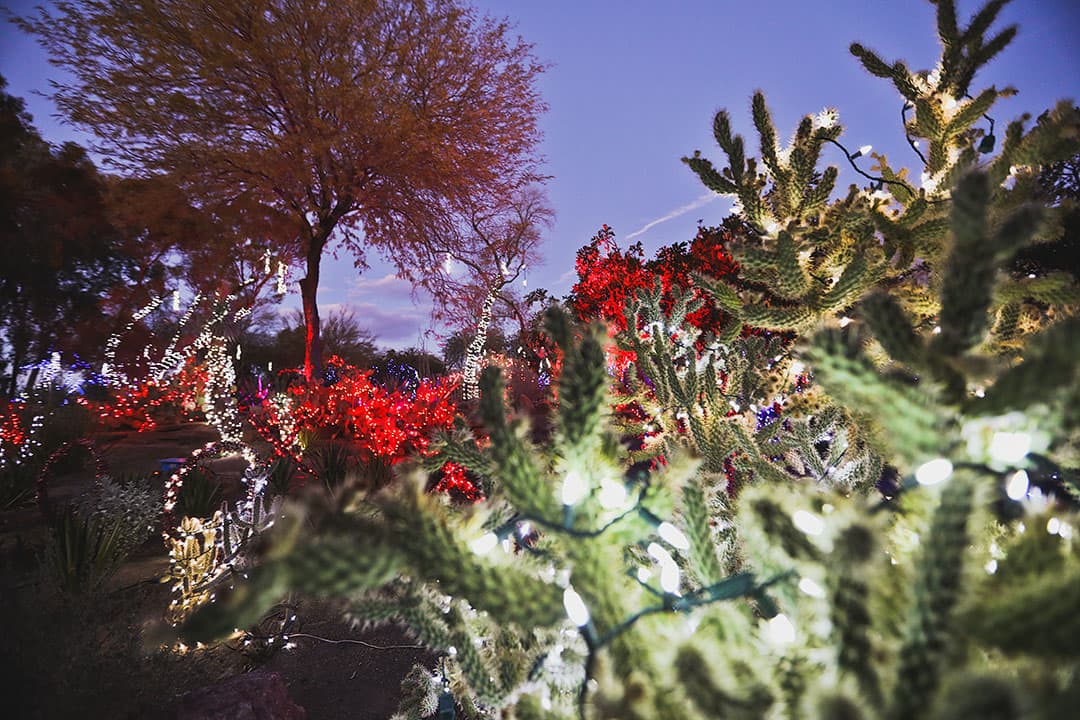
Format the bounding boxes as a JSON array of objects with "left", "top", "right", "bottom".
[
  {"left": 441, "top": 325, "right": 508, "bottom": 370},
  {"left": 0, "top": 76, "right": 132, "bottom": 397},
  {"left": 274, "top": 308, "right": 379, "bottom": 371},
  {"left": 17, "top": 0, "right": 547, "bottom": 381},
  {"left": 417, "top": 185, "right": 551, "bottom": 397}
]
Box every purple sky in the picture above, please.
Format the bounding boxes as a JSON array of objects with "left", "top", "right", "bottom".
[{"left": 3, "top": 0, "right": 1079, "bottom": 349}]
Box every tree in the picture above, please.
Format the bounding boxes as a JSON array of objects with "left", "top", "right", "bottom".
[
  {"left": 16, "top": 0, "right": 547, "bottom": 381},
  {"left": 417, "top": 185, "right": 551, "bottom": 398},
  {"left": 0, "top": 75, "right": 133, "bottom": 397},
  {"left": 274, "top": 307, "right": 379, "bottom": 371}
]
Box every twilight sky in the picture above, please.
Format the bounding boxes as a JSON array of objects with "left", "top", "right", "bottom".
[{"left": 2, "top": 0, "right": 1078, "bottom": 349}]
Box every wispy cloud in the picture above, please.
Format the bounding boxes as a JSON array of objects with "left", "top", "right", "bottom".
[
  {"left": 346, "top": 301, "right": 432, "bottom": 346},
  {"left": 624, "top": 192, "right": 719, "bottom": 241},
  {"left": 348, "top": 272, "right": 415, "bottom": 300}
]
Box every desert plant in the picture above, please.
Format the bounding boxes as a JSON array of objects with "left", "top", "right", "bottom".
[
  {"left": 1, "top": 461, "right": 37, "bottom": 510},
  {"left": 41, "top": 505, "right": 128, "bottom": 595},
  {"left": 176, "top": 468, "right": 223, "bottom": 520},
  {"left": 313, "top": 440, "right": 354, "bottom": 491},
  {"left": 77, "top": 473, "right": 162, "bottom": 552},
  {"left": 266, "top": 456, "right": 299, "bottom": 497}
]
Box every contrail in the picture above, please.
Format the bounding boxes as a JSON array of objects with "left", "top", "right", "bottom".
[{"left": 624, "top": 191, "right": 719, "bottom": 241}]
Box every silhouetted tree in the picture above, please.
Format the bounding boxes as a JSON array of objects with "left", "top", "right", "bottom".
[{"left": 17, "top": 0, "right": 547, "bottom": 381}]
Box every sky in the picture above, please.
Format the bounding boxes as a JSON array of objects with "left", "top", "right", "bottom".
[{"left": 2, "top": 0, "right": 1079, "bottom": 350}]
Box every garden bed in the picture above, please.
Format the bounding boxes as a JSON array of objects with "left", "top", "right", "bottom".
[{"left": 0, "top": 422, "right": 429, "bottom": 719}]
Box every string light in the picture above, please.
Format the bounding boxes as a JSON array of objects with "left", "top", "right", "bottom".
[
  {"left": 470, "top": 532, "right": 499, "bottom": 556},
  {"left": 792, "top": 510, "right": 825, "bottom": 536},
  {"left": 798, "top": 577, "right": 826, "bottom": 598},
  {"left": 989, "top": 431, "right": 1032, "bottom": 465},
  {"left": 598, "top": 478, "right": 628, "bottom": 509},
  {"left": 563, "top": 586, "right": 590, "bottom": 627},
  {"left": 762, "top": 613, "right": 796, "bottom": 647},
  {"left": 915, "top": 458, "right": 953, "bottom": 486},
  {"left": 276, "top": 261, "right": 288, "bottom": 294},
  {"left": 657, "top": 521, "right": 690, "bottom": 550},
  {"left": 1005, "top": 470, "right": 1029, "bottom": 501},
  {"left": 561, "top": 470, "right": 587, "bottom": 506},
  {"left": 647, "top": 542, "right": 681, "bottom": 595},
  {"left": 462, "top": 287, "right": 499, "bottom": 400}
]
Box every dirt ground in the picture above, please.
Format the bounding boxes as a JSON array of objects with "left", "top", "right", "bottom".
[{"left": 0, "top": 423, "right": 433, "bottom": 720}]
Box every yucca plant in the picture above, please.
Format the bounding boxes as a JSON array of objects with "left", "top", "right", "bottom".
[
  {"left": 42, "top": 505, "right": 128, "bottom": 595},
  {"left": 176, "top": 468, "right": 224, "bottom": 520}
]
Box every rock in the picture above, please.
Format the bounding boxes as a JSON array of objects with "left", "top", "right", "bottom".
[{"left": 174, "top": 671, "right": 306, "bottom": 720}]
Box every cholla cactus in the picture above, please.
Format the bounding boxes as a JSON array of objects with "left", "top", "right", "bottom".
[
  {"left": 166, "top": 512, "right": 224, "bottom": 625},
  {"left": 180, "top": 2, "right": 1080, "bottom": 718}
]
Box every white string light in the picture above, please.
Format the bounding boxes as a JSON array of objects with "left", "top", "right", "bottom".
[{"left": 915, "top": 457, "right": 953, "bottom": 486}]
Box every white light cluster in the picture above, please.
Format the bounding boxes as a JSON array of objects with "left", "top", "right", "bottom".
[
  {"left": 1005, "top": 470, "right": 1029, "bottom": 501},
  {"left": 462, "top": 287, "right": 499, "bottom": 400},
  {"left": 647, "top": 542, "right": 681, "bottom": 595},
  {"left": 563, "top": 586, "right": 590, "bottom": 626},
  {"left": 915, "top": 458, "right": 953, "bottom": 486},
  {"left": 561, "top": 470, "right": 587, "bottom": 506}
]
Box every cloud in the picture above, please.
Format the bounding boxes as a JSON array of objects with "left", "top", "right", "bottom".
[
  {"left": 624, "top": 192, "right": 719, "bottom": 241},
  {"left": 347, "top": 272, "right": 416, "bottom": 300},
  {"left": 344, "top": 300, "right": 432, "bottom": 347}
]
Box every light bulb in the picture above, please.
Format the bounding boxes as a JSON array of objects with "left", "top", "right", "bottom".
[
  {"left": 563, "top": 586, "right": 590, "bottom": 626},
  {"left": 915, "top": 458, "right": 953, "bottom": 486},
  {"left": 1005, "top": 470, "right": 1029, "bottom": 501},
  {"left": 792, "top": 510, "right": 825, "bottom": 536},
  {"left": 660, "top": 561, "right": 681, "bottom": 595},
  {"left": 798, "top": 577, "right": 826, "bottom": 598},
  {"left": 636, "top": 567, "right": 652, "bottom": 583},
  {"left": 561, "top": 470, "right": 587, "bottom": 506},
  {"left": 658, "top": 521, "right": 690, "bottom": 550},
  {"left": 469, "top": 532, "right": 499, "bottom": 556},
  {"left": 763, "top": 613, "right": 796, "bottom": 646},
  {"left": 648, "top": 542, "right": 681, "bottom": 595},
  {"left": 989, "top": 431, "right": 1031, "bottom": 464},
  {"left": 598, "top": 479, "right": 627, "bottom": 509},
  {"left": 853, "top": 144, "right": 872, "bottom": 158}
]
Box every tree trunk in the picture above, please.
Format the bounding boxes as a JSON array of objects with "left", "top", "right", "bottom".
[
  {"left": 462, "top": 285, "right": 501, "bottom": 400},
  {"left": 300, "top": 239, "right": 325, "bottom": 382},
  {"left": 299, "top": 200, "right": 353, "bottom": 383}
]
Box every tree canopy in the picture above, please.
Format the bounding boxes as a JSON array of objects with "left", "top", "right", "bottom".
[
  {"left": 0, "top": 75, "right": 133, "bottom": 397},
  {"left": 17, "top": 0, "right": 548, "bottom": 380}
]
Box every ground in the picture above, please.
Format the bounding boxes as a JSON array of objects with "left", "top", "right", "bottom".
[{"left": 0, "top": 422, "right": 431, "bottom": 720}]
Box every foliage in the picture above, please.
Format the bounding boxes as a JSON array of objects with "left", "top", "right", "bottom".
[
  {"left": 77, "top": 474, "right": 162, "bottom": 553},
  {"left": 41, "top": 505, "right": 129, "bottom": 596},
  {"left": 0, "top": 75, "right": 134, "bottom": 396},
  {"left": 17, "top": 0, "right": 548, "bottom": 379},
  {"left": 570, "top": 221, "right": 742, "bottom": 339},
  {"left": 290, "top": 360, "right": 458, "bottom": 466},
  {"left": 272, "top": 308, "right": 380, "bottom": 371},
  {"left": 175, "top": 468, "right": 224, "bottom": 521}
]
